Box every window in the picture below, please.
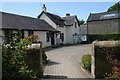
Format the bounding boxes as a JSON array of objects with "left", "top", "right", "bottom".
[
  {"left": 28, "top": 30, "right": 33, "bottom": 36},
  {"left": 46, "top": 33, "right": 50, "bottom": 42},
  {"left": 60, "top": 33, "right": 64, "bottom": 42},
  {"left": 4, "top": 30, "right": 24, "bottom": 43},
  {"left": 75, "top": 22, "right": 77, "bottom": 28},
  {"left": 4, "top": 30, "right": 12, "bottom": 43},
  {"left": 100, "top": 13, "right": 120, "bottom": 19},
  {"left": 75, "top": 33, "right": 77, "bottom": 36},
  {"left": 18, "top": 30, "right": 24, "bottom": 38}
]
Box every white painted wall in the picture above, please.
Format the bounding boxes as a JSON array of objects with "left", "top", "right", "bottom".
[
  {"left": 56, "top": 26, "right": 67, "bottom": 44},
  {"left": 39, "top": 12, "right": 80, "bottom": 45},
  {"left": 34, "top": 31, "right": 51, "bottom": 48},
  {"left": 1, "top": 30, "right": 51, "bottom": 48},
  {"left": 65, "top": 18, "right": 80, "bottom": 44},
  {"left": 24, "top": 31, "right": 28, "bottom": 37},
  {"left": 66, "top": 26, "right": 73, "bottom": 44},
  {"left": 54, "top": 33, "right": 57, "bottom": 45},
  {"left": 56, "top": 21, "right": 79, "bottom": 44},
  {"left": 39, "top": 13, "right": 57, "bottom": 29}
]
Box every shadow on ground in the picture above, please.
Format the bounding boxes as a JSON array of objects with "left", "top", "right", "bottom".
[
  {"left": 43, "top": 43, "right": 86, "bottom": 52},
  {"left": 43, "top": 75, "right": 68, "bottom": 79},
  {"left": 46, "top": 60, "right": 60, "bottom": 66}
]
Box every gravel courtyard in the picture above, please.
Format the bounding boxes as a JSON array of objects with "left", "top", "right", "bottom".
[{"left": 42, "top": 44, "right": 93, "bottom": 79}]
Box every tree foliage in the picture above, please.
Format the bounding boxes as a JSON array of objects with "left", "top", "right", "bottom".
[
  {"left": 107, "top": 2, "right": 120, "bottom": 12},
  {"left": 79, "top": 19, "right": 85, "bottom": 25}
]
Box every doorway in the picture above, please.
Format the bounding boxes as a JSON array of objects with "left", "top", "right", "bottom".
[{"left": 51, "top": 32, "right": 54, "bottom": 45}]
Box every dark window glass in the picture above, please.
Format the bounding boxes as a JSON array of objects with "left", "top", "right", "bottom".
[
  {"left": 28, "top": 31, "right": 33, "bottom": 36},
  {"left": 4, "top": 30, "right": 12, "bottom": 43},
  {"left": 75, "top": 22, "right": 77, "bottom": 28},
  {"left": 18, "top": 30, "right": 24, "bottom": 38},
  {"left": 46, "top": 33, "right": 50, "bottom": 42},
  {"left": 75, "top": 33, "right": 77, "bottom": 36},
  {"left": 60, "top": 33, "right": 64, "bottom": 42}
]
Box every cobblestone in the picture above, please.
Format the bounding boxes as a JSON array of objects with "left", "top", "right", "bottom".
[{"left": 42, "top": 44, "right": 92, "bottom": 79}]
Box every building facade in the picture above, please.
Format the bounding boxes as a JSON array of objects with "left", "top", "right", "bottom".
[
  {"left": 0, "top": 12, "right": 58, "bottom": 48},
  {"left": 87, "top": 11, "right": 120, "bottom": 34},
  {"left": 79, "top": 24, "right": 87, "bottom": 42},
  {"left": 0, "top": 4, "right": 81, "bottom": 48},
  {"left": 38, "top": 5, "right": 80, "bottom": 45}
]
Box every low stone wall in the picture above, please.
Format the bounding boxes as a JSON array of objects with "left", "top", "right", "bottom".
[
  {"left": 26, "top": 43, "right": 43, "bottom": 78},
  {"left": 92, "top": 41, "right": 120, "bottom": 78}
]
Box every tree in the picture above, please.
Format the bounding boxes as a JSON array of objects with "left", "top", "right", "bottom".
[
  {"left": 107, "top": 2, "right": 120, "bottom": 12},
  {"left": 79, "top": 19, "right": 85, "bottom": 25}
]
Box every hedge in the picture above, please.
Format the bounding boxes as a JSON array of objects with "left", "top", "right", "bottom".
[{"left": 88, "top": 33, "right": 120, "bottom": 43}]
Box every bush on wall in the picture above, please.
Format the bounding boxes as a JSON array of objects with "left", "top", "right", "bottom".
[
  {"left": 2, "top": 36, "right": 37, "bottom": 79},
  {"left": 94, "top": 45, "right": 120, "bottom": 78},
  {"left": 2, "top": 32, "right": 46, "bottom": 79},
  {"left": 88, "top": 33, "right": 120, "bottom": 43},
  {"left": 81, "top": 54, "right": 91, "bottom": 72},
  {"left": 42, "top": 50, "right": 48, "bottom": 65}
]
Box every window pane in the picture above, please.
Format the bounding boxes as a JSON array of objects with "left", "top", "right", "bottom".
[
  {"left": 28, "top": 31, "right": 33, "bottom": 36},
  {"left": 46, "top": 33, "right": 50, "bottom": 42},
  {"left": 4, "top": 30, "right": 12, "bottom": 43}
]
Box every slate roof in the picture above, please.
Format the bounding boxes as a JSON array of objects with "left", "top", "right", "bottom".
[
  {"left": 87, "top": 11, "right": 120, "bottom": 22},
  {"left": 79, "top": 24, "right": 87, "bottom": 34},
  {"left": 0, "top": 12, "right": 58, "bottom": 32},
  {"left": 62, "top": 16, "right": 80, "bottom": 26},
  {"left": 38, "top": 11, "right": 64, "bottom": 27}
]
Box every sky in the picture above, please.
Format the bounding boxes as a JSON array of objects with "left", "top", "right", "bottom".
[{"left": 0, "top": 2, "right": 116, "bottom": 22}]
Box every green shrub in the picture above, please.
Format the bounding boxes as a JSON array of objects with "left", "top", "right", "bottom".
[
  {"left": 42, "top": 50, "right": 47, "bottom": 65},
  {"left": 2, "top": 34, "right": 37, "bottom": 79},
  {"left": 88, "top": 33, "right": 120, "bottom": 43},
  {"left": 81, "top": 54, "right": 91, "bottom": 71}
]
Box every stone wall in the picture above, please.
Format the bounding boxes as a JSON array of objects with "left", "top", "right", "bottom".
[
  {"left": 92, "top": 41, "right": 120, "bottom": 78},
  {"left": 88, "top": 19, "right": 120, "bottom": 34},
  {"left": 26, "top": 43, "right": 43, "bottom": 78}
]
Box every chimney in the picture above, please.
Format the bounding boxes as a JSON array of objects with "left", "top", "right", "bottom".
[
  {"left": 42, "top": 4, "right": 46, "bottom": 12},
  {"left": 66, "top": 13, "right": 70, "bottom": 16}
]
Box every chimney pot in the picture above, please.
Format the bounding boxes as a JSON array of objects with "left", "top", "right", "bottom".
[
  {"left": 42, "top": 4, "right": 46, "bottom": 12},
  {"left": 66, "top": 13, "right": 70, "bottom": 16}
]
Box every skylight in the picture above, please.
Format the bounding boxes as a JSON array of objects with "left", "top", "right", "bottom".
[{"left": 100, "top": 13, "right": 120, "bottom": 19}]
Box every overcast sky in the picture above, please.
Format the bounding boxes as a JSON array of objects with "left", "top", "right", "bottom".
[{"left": 1, "top": 2, "right": 116, "bottom": 21}]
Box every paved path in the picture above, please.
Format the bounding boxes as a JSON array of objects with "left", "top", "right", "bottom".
[{"left": 42, "top": 44, "right": 93, "bottom": 79}]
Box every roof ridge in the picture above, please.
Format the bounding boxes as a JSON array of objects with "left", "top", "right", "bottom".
[
  {"left": 62, "top": 15, "right": 76, "bottom": 18},
  {"left": 88, "top": 11, "right": 120, "bottom": 22},
  {"left": 1, "top": 11, "right": 58, "bottom": 32},
  {"left": 45, "top": 12, "right": 61, "bottom": 18},
  {"left": 0, "top": 11, "right": 40, "bottom": 21},
  {"left": 91, "top": 11, "right": 120, "bottom": 15}
]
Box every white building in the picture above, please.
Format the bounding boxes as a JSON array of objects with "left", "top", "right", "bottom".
[
  {"left": 0, "top": 4, "right": 80, "bottom": 48},
  {"left": 0, "top": 11, "right": 59, "bottom": 48},
  {"left": 38, "top": 4, "right": 80, "bottom": 45}
]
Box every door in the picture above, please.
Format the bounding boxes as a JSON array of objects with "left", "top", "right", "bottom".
[{"left": 51, "top": 32, "right": 54, "bottom": 45}]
